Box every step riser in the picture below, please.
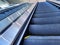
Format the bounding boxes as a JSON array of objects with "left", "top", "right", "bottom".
[
  {"left": 33, "top": 13, "right": 60, "bottom": 18},
  {"left": 31, "top": 17, "right": 60, "bottom": 24},
  {"left": 29, "top": 24, "right": 60, "bottom": 35}
]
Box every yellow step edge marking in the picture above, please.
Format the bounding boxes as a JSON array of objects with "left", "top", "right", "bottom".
[{"left": 24, "top": 36, "right": 30, "bottom": 39}]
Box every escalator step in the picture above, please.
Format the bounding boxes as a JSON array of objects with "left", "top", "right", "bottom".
[
  {"left": 23, "top": 36, "right": 60, "bottom": 45},
  {"left": 29, "top": 24, "right": 60, "bottom": 35},
  {"left": 34, "top": 12, "right": 60, "bottom": 18},
  {"left": 31, "top": 16, "right": 60, "bottom": 24}
]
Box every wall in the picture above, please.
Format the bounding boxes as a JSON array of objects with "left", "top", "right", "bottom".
[
  {"left": 38, "top": 0, "right": 46, "bottom": 2},
  {"left": 24, "top": 0, "right": 46, "bottom": 3},
  {"left": 0, "top": 0, "right": 9, "bottom": 8},
  {"left": 6, "top": 0, "right": 21, "bottom": 4},
  {"left": 6, "top": 0, "right": 46, "bottom": 4}
]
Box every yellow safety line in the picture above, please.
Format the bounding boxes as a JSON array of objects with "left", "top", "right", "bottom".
[{"left": 24, "top": 35, "right": 30, "bottom": 39}]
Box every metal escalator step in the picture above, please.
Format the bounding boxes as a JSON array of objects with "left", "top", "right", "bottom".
[
  {"left": 23, "top": 36, "right": 60, "bottom": 45},
  {"left": 31, "top": 16, "right": 60, "bottom": 24},
  {"left": 34, "top": 11, "right": 60, "bottom": 14},
  {"left": 29, "top": 24, "right": 60, "bottom": 35},
  {"left": 34, "top": 12, "right": 60, "bottom": 18}
]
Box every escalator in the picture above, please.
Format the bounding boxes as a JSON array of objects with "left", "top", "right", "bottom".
[
  {"left": 22, "top": 2, "right": 60, "bottom": 45},
  {"left": 0, "top": 1, "right": 60, "bottom": 45}
]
